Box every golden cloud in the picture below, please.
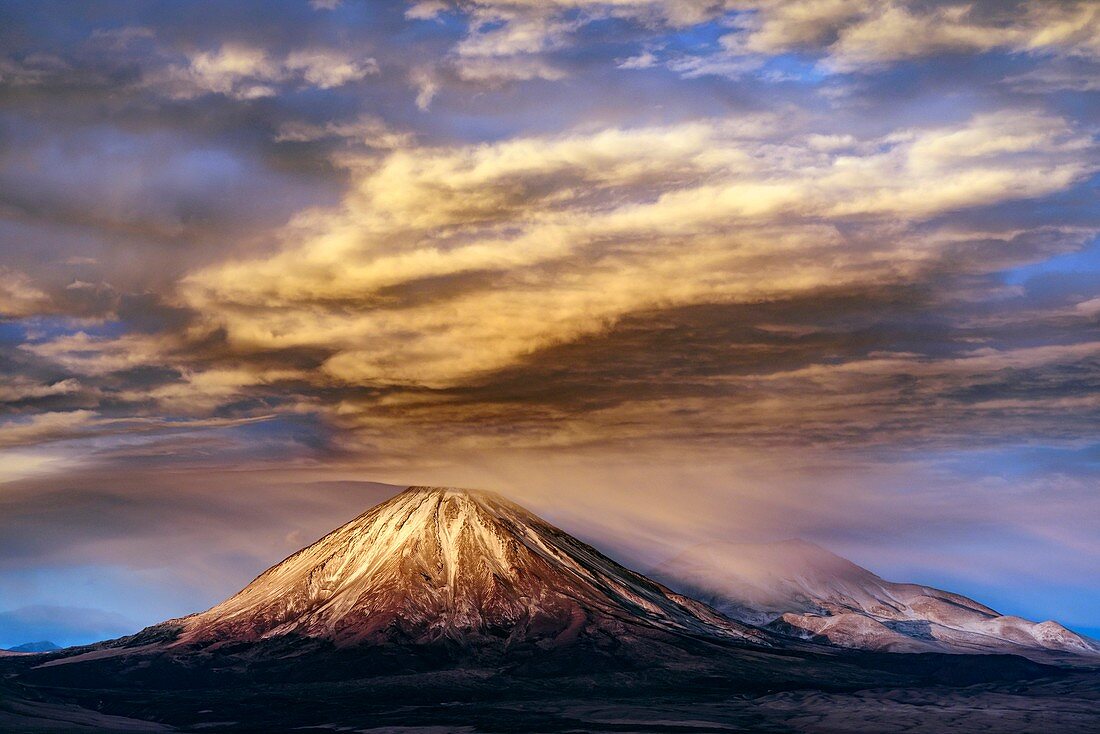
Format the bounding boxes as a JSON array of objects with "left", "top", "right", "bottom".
[{"left": 179, "top": 109, "right": 1095, "bottom": 389}]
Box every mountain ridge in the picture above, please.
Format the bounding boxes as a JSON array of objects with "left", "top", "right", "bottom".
[{"left": 653, "top": 539, "right": 1100, "bottom": 660}]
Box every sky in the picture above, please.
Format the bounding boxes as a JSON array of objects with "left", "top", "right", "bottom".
[{"left": 0, "top": 0, "right": 1098, "bottom": 648}]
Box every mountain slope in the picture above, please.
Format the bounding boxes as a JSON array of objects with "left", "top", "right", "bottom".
[
  {"left": 173, "top": 486, "right": 767, "bottom": 654},
  {"left": 654, "top": 539, "right": 1099, "bottom": 659}
]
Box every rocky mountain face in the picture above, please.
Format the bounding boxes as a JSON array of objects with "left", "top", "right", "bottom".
[
  {"left": 169, "top": 486, "right": 768, "bottom": 658},
  {"left": 654, "top": 539, "right": 1099, "bottom": 659}
]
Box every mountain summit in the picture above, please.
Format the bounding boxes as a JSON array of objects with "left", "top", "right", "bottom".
[{"left": 175, "top": 487, "right": 764, "bottom": 654}]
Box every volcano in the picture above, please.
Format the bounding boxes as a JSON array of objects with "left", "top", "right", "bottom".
[{"left": 159, "top": 486, "right": 768, "bottom": 664}]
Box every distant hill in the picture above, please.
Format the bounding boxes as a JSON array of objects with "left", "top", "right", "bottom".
[{"left": 5, "top": 641, "right": 60, "bottom": 653}]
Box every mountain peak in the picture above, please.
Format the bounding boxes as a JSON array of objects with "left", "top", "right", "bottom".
[
  {"left": 404, "top": 485, "right": 498, "bottom": 495},
  {"left": 399, "top": 485, "right": 504, "bottom": 502},
  {"left": 389, "top": 485, "right": 528, "bottom": 523},
  {"left": 174, "top": 486, "right": 763, "bottom": 651}
]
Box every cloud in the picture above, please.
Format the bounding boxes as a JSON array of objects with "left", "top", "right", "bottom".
[
  {"left": 0, "top": 268, "right": 51, "bottom": 317},
  {"left": 275, "top": 115, "right": 414, "bottom": 149},
  {"left": 0, "top": 377, "right": 81, "bottom": 404},
  {"left": 411, "top": 66, "right": 440, "bottom": 110},
  {"left": 2, "top": 2, "right": 1096, "bottom": 466},
  {"left": 178, "top": 110, "right": 1095, "bottom": 393},
  {"left": 1004, "top": 62, "right": 1100, "bottom": 92},
  {"left": 158, "top": 44, "right": 378, "bottom": 99},
  {"left": 23, "top": 332, "right": 179, "bottom": 376},
  {"left": 0, "top": 116, "right": 339, "bottom": 286},
  {"left": 821, "top": 3, "right": 1032, "bottom": 72},
  {"left": 0, "top": 53, "right": 71, "bottom": 86},
  {"left": 617, "top": 49, "right": 660, "bottom": 69},
  {"left": 1075, "top": 296, "right": 1100, "bottom": 318},
  {"left": 0, "top": 411, "right": 98, "bottom": 449},
  {"left": 499, "top": 1, "right": 1088, "bottom": 79},
  {"left": 406, "top": 1, "right": 448, "bottom": 21},
  {"left": 178, "top": 44, "right": 281, "bottom": 98},
  {"left": 724, "top": 0, "right": 1100, "bottom": 75},
  {"left": 454, "top": 55, "right": 568, "bottom": 82},
  {"left": 285, "top": 49, "right": 380, "bottom": 88},
  {"left": 411, "top": 1, "right": 736, "bottom": 88},
  {"left": 89, "top": 26, "right": 156, "bottom": 50},
  {"left": 407, "top": 1, "right": 1100, "bottom": 86}
]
